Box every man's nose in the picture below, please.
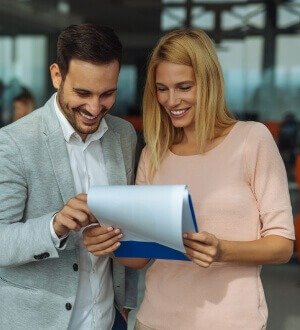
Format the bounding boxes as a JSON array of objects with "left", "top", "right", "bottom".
[{"left": 86, "top": 97, "right": 102, "bottom": 115}]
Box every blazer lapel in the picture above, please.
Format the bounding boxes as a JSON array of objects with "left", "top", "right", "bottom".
[
  {"left": 42, "top": 95, "right": 75, "bottom": 203},
  {"left": 101, "top": 129, "right": 127, "bottom": 186}
]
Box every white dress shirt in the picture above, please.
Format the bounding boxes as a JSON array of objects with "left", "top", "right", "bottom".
[{"left": 51, "top": 96, "right": 115, "bottom": 330}]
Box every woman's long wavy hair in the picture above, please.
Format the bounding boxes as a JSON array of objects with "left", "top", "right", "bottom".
[{"left": 143, "top": 28, "right": 236, "bottom": 181}]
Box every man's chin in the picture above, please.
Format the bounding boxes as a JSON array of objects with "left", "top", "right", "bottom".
[{"left": 76, "top": 123, "right": 100, "bottom": 136}]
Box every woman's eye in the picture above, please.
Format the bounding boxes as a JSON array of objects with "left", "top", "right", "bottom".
[
  {"left": 179, "top": 85, "right": 192, "bottom": 91},
  {"left": 156, "top": 87, "right": 167, "bottom": 92}
]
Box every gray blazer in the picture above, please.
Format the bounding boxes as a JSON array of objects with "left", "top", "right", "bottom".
[{"left": 0, "top": 94, "right": 138, "bottom": 329}]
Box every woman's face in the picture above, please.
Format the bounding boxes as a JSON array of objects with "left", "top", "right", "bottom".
[{"left": 155, "top": 61, "right": 197, "bottom": 131}]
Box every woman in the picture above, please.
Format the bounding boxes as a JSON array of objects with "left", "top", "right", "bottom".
[{"left": 84, "top": 29, "right": 294, "bottom": 329}]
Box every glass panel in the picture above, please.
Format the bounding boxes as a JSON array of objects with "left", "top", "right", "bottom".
[
  {"left": 278, "top": 4, "right": 300, "bottom": 28},
  {"left": 161, "top": 7, "right": 187, "bottom": 30},
  {"left": 0, "top": 35, "right": 47, "bottom": 125},
  {"left": 113, "top": 65, "right": 137, "bottom": 116},
  {"left": 222, "top": 4, "right": 265, "bottom": 30},
  {"left": 275, "top": 35, "right": 300, "bottom": 120},
  {"left": 217, "top": 37, "right": 263, "bottom": 119},
  {"left": 192, "top": 7, "right": 214, "bottom": 30}
]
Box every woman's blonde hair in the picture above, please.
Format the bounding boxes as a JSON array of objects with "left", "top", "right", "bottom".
[{"left": 143, "top": 28, "right": 236, "bottom": 181}]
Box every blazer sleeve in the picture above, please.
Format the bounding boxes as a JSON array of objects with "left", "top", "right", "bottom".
[
  {"left": 135, "top": 147, "right": 150, "bottom": 185},
  {"left": 123, "top": 124, "right": 139, "bottom": 308},
  {"left": 0, "top": 130, "right": 59, "bottom": 267}
]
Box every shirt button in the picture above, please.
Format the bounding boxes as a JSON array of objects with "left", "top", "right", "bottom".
[
  {"left": 65, "top": 302, "right": 72, "bottom": 311},
  {"left": 73, "top": 263, "right": 79, "bottom": 271}
]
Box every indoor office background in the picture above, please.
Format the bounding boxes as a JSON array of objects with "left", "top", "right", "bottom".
[{"left": 0, "top": 1, "right": 300, "bottom": 329}]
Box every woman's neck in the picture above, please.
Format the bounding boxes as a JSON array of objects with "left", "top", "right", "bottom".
[{"left": 171, "top": 123, "right": 236, "bottom": 156}]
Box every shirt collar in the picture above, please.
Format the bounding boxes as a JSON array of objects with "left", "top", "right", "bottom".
[{"left": 54, "top": 93, "right": 108, "bottom": 144}]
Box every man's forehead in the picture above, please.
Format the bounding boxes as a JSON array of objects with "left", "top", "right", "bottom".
[
  {"left": 68, "top": 58, "right": 119, "bottom": 73},
  {"left": 65, "top": 59, "right": 119, "bottom": 92}
]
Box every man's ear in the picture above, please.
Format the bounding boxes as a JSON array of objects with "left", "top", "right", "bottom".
[{"left": 50, "top": 63, "right": 63, "bottom": 89}]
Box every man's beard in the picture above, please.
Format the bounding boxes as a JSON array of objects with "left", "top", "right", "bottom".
[{"left": 57, "top": 87, "right": 107, "bottom": 136}]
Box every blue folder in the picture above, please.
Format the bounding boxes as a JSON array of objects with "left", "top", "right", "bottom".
[{"left": 114, "top": 194, "right": 198, "bottom": 260}]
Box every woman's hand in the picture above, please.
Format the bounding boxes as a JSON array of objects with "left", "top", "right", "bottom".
[
  {"left": 184, "top": 233, "right": 293, "bottom": 266},
  {"left": 183, "top": 231, "right": 221, "bottom": 268},
  {"left": 83, "top": 225, "right": 122, "bottom": 256}
]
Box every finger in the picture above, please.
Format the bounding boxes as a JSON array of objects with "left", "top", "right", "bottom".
[
  {"left": 184, "top": 246, "right": 214, "bottom": 264},
  {"left": 67, "top": 197, "right": 90, "bottom": 215},
  {"left": 84, "top": 225, "right": 120, "bottom": 237},
  {"left": 62, "top": 206, "right": 90, "bottom": 227},
  {"left": 183, "top": 238, "right": 212, "bottom": 254},
  {"left": 184, "top": 238, "right": 218, "bottom": 258},
  {"left": 75, "top": 193, "right": 87, "bottom": 202},
  {"left": 57, "top": 215, "right": 81, "bottom": 232},
  {"left": 88, "top": 242, "right": 121, "bottom": 257},
  {"left": 83, "top": 230, "right": 122, "bottom": 246},
  {"left": 89, "top": 213, "right": 98, "bottom": 223},
  {"left": 187, "top": 256, "right": 211, "bottom": 268},
  {"left": 86, "top": 235, "right": 122, "bottom": 252},
  {"left": 183, "top": 231, "right": 215, "bottom": 245}
]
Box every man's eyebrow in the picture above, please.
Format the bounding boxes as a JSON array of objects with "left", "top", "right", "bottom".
[
  {"left": 73, "top": 88, "right": 91, "bottom": 93},
  {"left": 73, "top": 87, "right": 118, "bottom": 94},
  {"left": 103, "top": 88, "right": 117, "bottom": 93}
]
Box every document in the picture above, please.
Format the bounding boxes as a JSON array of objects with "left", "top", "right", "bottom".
[{"left": 87, "top": 185, "right": 198, "bottom": 260}]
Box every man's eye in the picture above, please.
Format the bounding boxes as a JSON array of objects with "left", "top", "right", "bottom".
[
  {"left": 76, "top": 92, "right": 89, "bottom": 97},
  {"left": 102, "top": 91, "right": 115, "bottom": 97}
]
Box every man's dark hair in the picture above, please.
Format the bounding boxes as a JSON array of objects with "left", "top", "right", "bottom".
[{"left": 57, "top": 24, "right": 122, "bottom": 78}]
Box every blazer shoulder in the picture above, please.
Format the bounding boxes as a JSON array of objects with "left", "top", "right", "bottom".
[
  {"left": 105, "top": 114, "right": 136, "bottom": 140},
  {"left": 105, "top": 114, "right": 135, "bottom": 132},
  {"left": 0, "top": 106, "right": 48, "bottom": 146}
]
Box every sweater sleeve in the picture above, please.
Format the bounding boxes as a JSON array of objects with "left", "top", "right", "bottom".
[
  {"left": 244, "top": 122, "right": 295, "bottom": 240},
  {"left": 135, "top": 147, "right": 150, "bottom": 185}
]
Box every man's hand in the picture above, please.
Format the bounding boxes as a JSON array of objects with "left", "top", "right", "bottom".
[
  {"left": 53, "top": 193, "right": 97, "bottom": 237},
  {"left": 83, "top": 225, "right": 122, "bottom": 256},
  {"left": 183, "top": 231, "right": 221, "bottom": 268}
]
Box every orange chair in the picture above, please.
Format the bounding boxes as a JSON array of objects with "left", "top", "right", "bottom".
[
  {"left": 295, "top": 154, "right": 300, "bottom": 188},
  {"left": 123, "top": 116, "right": 143, "bottom": 132},
  {"left": 294, "top": 214, "right": 300, "bottom": 262},
  {"left": 263, "top": 121, "right": 281, "bottom": 141}
]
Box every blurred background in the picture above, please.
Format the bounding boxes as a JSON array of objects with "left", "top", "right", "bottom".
[{"left": 0, "top": 1, "right": 299, "bottom": 329}]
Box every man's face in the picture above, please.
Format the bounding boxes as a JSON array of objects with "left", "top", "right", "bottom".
[{"left": 50, "top": 59, "right": 119, "bottom": 141}]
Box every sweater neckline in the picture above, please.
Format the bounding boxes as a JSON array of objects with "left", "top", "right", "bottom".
[{"left": 168, "top": 121, "right": 241, "bottom": 158}]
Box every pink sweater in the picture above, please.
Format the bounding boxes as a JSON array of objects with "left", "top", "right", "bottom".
[{"left": 136, "top": 121, "right": 295, "bottom": 330}]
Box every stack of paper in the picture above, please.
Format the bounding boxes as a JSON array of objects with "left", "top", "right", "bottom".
[{"left": 88, "top": 185, "right": 198, "bottom": 260}]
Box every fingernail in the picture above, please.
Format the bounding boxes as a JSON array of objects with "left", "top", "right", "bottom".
[
  {"left": 116, "top": 242, "right": 121, "bottom": 247},
  {"left": 115, "top": 229, "right": 120, "bottom": 234},
  {"left": 118, "top": 234, "right": 123, "bottom": 239},
  {"left": 183, "top": 234, "right": 187, "bottom": 238},
  {"left": 107, "top": 227, "right": 113, "bottom": 232}
]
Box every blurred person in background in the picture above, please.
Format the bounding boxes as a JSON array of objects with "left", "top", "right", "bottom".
[
  {"left": 84, "top": 28, "right": 295, "bottom": 330},
  {"left": 12, "top": 89, "right": 35, "bottom": 121}
]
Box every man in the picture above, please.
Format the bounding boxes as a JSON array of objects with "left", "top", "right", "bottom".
[{"left": 0, "top": 24, "right": 137, "bottom": 329}]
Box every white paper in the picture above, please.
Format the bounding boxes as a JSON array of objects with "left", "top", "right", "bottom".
[{"left": 87, "top": 185, "right": 196, "bottom": 253}]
